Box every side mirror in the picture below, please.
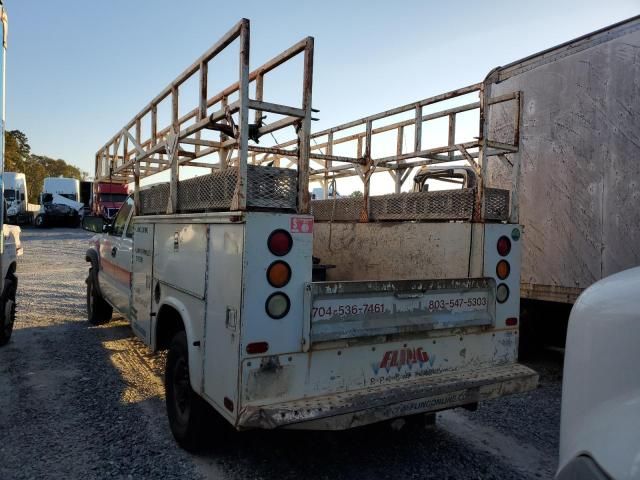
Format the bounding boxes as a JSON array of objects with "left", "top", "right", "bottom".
[{"left": 81, "top": 215, "right": 106, "bottom": 233}]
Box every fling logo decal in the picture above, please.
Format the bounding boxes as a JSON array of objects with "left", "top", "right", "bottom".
[{"left": 371, "top": 347, "right": 436, "bottom": 375}]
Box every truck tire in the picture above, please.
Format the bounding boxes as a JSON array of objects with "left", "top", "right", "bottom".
[
  {"left": 34, "top": 215, "right": 45, "bottom": 228},
  {"left": 86, "top": 269, "right": 112, "bottom": 325},
  {"left": 0, "top": 275, "right": 17, "bottom": 347},
  {"left": 166, "top": 330, "right": 210, "bottom": 451}
]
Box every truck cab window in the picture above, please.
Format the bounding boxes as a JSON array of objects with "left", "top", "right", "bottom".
[
  {"left": 111, "top": 197, "right": 133, "bottom": 236},
  {"left": 126, "top": 216, "right": 135, "bottom": 238}
]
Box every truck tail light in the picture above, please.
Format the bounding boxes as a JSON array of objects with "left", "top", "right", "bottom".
[
  {"left": 268, "top": 229, "right": 292, "bottom": 256},
  {"left": 506, "top": 317, "right": 518, "bottom": 326},
  {"left": 497, "top": 236, "right": 511, "bottom": 256},
  {"left": 266, "top": 292, "right": 290, "bottom": 319},
  {"left": 267, "top": 261, "right": 291, "bottom": 288},
  {"left": 246, "top": 342, "right": 269, "bottom": 354},
  {"left": 496, "top": 260, "right": 510, "bottom": 280},
  {"left": 496, "top": 283, "right": 509, "bottom": 303}
]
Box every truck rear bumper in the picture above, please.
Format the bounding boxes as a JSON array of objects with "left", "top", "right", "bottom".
[{"left": 237, "top": 363, "right": 538, "bottom": 430}]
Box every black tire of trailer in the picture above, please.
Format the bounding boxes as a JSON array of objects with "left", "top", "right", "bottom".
[
  {"left": 166, "top": 330, "right": 213, "bottom": 452},
  {"left": 86, "top": 268, "right": 112, "bottom": 325},
  {"left": 0, "top": 274, "right": 17, "bottom": 347},
  {"left": 34, "top": 215, "right": 46, "bottom": 228}
]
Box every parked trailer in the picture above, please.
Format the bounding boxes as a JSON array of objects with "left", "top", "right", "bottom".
[
  {"left": 80, "top": 180, "right": 93, "bottom": 216},
  {"left": 410, "top": 16, "right": 640, "bottom": 348},
  {"left": 84, "top": 19, "right": 536, "bottom": 451},
  {"left": 485, "top": 15, "right": 640, "bottom": 306}
]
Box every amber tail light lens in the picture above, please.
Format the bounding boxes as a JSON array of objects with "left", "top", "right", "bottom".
[
  {"left": 496, "top": 260, "right": 510, "bottom": 280},
  {"left": 267, "top": 261, "right": 291, "bottom": 288}
]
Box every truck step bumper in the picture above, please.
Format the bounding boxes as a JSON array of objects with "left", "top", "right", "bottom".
[{"left": 237, "top": 363, "right": 538, "bottom": 430}]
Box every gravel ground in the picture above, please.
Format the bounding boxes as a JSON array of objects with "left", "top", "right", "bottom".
[{"left": 0, "top": 228, "right": 562, "bottom": 480}]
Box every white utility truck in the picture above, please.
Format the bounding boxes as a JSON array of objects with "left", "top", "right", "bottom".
[
  {"left": 84, "top": 20, "right": 537, "bottom": 450},
  {"left": 0, "top": 2, "right": 20, "bottom": 346},
  {"left": 4, "top": 172, "right": 39, "bottom": 224},
  {"left": 35, "top": 177, "right": 82, "bottom": 227}
]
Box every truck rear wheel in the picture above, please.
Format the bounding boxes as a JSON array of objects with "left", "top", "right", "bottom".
[
  {"left": 166, "top": 330, "right": 210, "bottom": 452},
  {"left": 0, "top": 275, "right": 17, "bottom": 347},
  {"left": 34, "top": 215, "right": 45, "bottom": 228},
  {"left": 86, "top": 269, "right": 112, "bottom": 325}
]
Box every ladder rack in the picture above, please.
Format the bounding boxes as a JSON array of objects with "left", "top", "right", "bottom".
[
  {"left": 95, "top": 19, "right": 314, "bottom": 214},
  {"left": 262, "top": 81, "right": 522, "bottom": 222}
]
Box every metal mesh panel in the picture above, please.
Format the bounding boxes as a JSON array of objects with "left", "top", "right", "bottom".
[
  {"left": 246, "top": 165, "right": 298, "bottom": 209},
  {"left": 138, "top": 165, "right": 297, "bottom": 215},
  {"left": 370, "top": 190, "right": 475, "bottom": 221},
  {"left": 178, "top": 169, "right": 237, "bottom": 212},
  {"left": 311, "top": 190, "right": 475, "bottom": 222},
  {"left": 139, "top": 183, "right": 170, "bottom": 215},
  {"left": 310, "top": 198, "right": 363, "bottom": 221},
  {"left": 484, "top": 188, "right": 510, "bottom": 221}
]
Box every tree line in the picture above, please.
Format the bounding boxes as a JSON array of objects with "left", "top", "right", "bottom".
[{"left": 5, "top": 130, "right": 88, "bottom": 202}]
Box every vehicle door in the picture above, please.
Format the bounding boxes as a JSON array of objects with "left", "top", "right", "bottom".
[{"left": 99, "top": 196, "right": 134, "bottom": 314}]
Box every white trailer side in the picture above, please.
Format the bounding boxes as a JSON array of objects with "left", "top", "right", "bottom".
[{"left": 486, "top": 16, "right": 640, "bottom": 304}]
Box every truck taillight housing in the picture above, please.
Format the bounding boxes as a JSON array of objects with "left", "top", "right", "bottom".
[
  {"left": 266, "top": 292, "right": 290, "bottom": 319},
  {"left": 246, "top": 342, "right": 269, "bottom": 354},
  {"left": 497, "top": 236, "right": 511, "bottom": 256},
  {"left": 496, "top": 283, "right": 509, "bottom": 303},
  {"left": 268, "top": 229, "right": 293, "bottom": 256},
  {"left": 267, "top": 261, "right": 291, "bottom": 288},
  {"left": 496, "top": 260, "right": 510, "bottom": 280}
]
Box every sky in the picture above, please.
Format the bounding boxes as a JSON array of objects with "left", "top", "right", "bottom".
[{"left": 4, "top": 0, "right": 639, "bottom": 187}]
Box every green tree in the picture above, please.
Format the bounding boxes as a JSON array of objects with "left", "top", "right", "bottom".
[
  {"left": 5, "top": 130, "right": 30, "bottom": 172},
  {"left": 4, "top": 130, "right": 84, "bottom": 202},
  {"left": 350, "top": 190, "right": 363, "bottom": 198}
]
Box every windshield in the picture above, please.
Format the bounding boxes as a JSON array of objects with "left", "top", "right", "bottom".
[
  {"left": 99, "top": 193, "right": 128, "bottom": 203},
  {"left": 4, "top": 189, "right": 15, "bottom": 201},
  {"left": 58, "top": 193, "right": 78, "bottom": 201}
]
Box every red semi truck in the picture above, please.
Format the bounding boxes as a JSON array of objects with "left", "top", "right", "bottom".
[{"left": 93, "top": 182, "right": 128, "bottom": 221}]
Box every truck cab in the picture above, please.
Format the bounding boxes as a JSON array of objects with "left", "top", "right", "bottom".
[{"left": 93, "top": 182, "right": 128, "bottom": 221}]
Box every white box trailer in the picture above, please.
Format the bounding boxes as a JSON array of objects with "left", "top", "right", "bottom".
[
  {"left": 485, "top": 15, "right": 640, "bottom": 305},
  {"left": 84, "top": 19, "right": 537, "bottom": 450}
]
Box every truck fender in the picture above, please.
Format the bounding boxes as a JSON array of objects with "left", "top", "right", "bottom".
[
  {"left": 85, "top": 248, "right": 103, "bottom": 297},
  {"left": 154, "top": 295, "right": 203, "bottom": 393}
]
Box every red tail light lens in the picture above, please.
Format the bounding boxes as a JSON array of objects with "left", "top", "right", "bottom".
[
  {"left": 506, "top": 317, "right": 518, "bottom": 326},
  {"left": 267, "top": 261, "right": 291, "bottom": 288},
  {"left": 497, "top": 236, "right": 511, "bottom": 256},
  {"left": 246, "top": 342, "right": 269, "bottom": 354},
  {"left": 268, "top": 229, "right": 293, "bottom": 256}
]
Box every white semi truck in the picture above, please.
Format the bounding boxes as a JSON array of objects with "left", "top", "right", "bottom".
[
  {"left": 84, "top": 20, "right": 537, "bottom": 450},
  {"left": 0, "top": 2, "right": 21, "bottom": 346},
  {"left": 4, "top": 172, "right": 39, "bottom": 224}
]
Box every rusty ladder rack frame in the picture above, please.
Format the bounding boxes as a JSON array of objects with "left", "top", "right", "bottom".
[
  {"left": 256, "top": 80, "right": 522, "bottom": 222},
  {"left": 95, "top": 19, "right": 314, "bottom": 214}
]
